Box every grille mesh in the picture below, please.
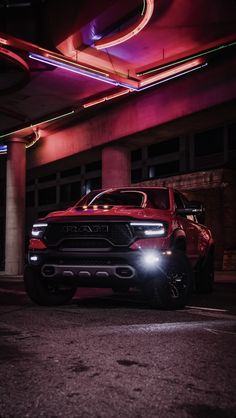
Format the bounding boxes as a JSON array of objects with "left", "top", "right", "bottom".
[{"left": 44, "top": 222, "right": 133, "bottom": 247}]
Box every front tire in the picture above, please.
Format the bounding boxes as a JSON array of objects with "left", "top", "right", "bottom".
[
  {"left": 24, "top": 265, "right": 77, "bottom": 306},
  {"left": 143, "top": 251, "right": 193, "bottom": 310}
]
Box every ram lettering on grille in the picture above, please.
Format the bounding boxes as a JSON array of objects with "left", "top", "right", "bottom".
[{"left": 63, "top": 225, "right": 109, "bottom": 234}]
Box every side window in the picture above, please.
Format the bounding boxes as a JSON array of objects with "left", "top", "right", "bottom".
[
  {"left": 174, "top": 192, "right": 198, "bottom": 222},
  {"left": 174, "top": 192, "right": 185, "bottom": 210}
]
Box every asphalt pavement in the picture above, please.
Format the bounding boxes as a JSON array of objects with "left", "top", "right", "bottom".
[{"left": 0, "top": 272, "right": 236, "bottom": 418}]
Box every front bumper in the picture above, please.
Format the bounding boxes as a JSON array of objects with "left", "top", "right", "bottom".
[{"left": 27, "top": 249, "right": 170, "bottom": 287}]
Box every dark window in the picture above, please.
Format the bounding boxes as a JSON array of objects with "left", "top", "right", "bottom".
[
  {"left": 0, "top": 181, "right": 5, "bottom": 207},
  {"left": 61, "top": 167, "right": 81, "bottom": 178},
  {"left": 38, "top": 173, "right": 56, "bottom": 183},
  {"left": 174, "top": 192, "right": 185, "bottom": 209},
  {"left": 131, "top": 168, "right": 143, "bottom": 183},
  {"left": 85, "top": 161, "right": 101, "bottom": 172},
  {"left": 131, "top": 149, "right": 142, "bottom": 162},
  {"left": 228, "top": 123, "right": 236, "bottom": 150},
  {"left": 85, "top": 177, "right": 102, "bottom": 193},
  {"left": 71, "top": 182, "right": 81, "bottom": 201},
  {"left": 148, "top": 138, "right": 179, "bottom": 158},
  {"left": 148, "top": 160, "right": 179, "bottom": 178},
  {"left": 38, "top": 187, "right": 56, "bottom": 205},
  {"left": 37, "top": 211, "right": 51, "bottom": 219},
  {"left": 194, "top": 128, "right": 224, "bottom": 157},
  {"left": 26, "top": 191, "right": 35, "bottom": 207},
  {"left": 60, "top": 182, "right": 81, "bottom": 202},
  {"left": 0, "top": 217, "right": 5, "bottom": 271},
  {"left": 26, "top": 178, "right": 35, "bottom": 186},
  {"left": 60, "top": 184, "right": 70, "bottom": 202}
]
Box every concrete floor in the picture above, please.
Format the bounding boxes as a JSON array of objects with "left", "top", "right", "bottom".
[{"left": 0, "top": 283, "right": 236, "bottom": 418}]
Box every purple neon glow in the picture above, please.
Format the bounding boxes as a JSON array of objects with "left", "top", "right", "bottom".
[
  {"left": 29, "top": 54, "right": 119, "bottom": 86},
  {"left": 0, "top": 145, "right": 7, "bottom": 154},
  {"left": 29, "top": 53, "right": 139, "bottom": 90},
  {"left": 29, "top": 54, "right": 138, "bottom": 90}
]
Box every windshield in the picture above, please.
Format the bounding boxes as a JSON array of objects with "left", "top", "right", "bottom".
[
  {"left": 76, "top": 188, "right": 170, "bottom": 210},
  {"left": 90, "top": 190, "right": 145, "bottom": 207}
]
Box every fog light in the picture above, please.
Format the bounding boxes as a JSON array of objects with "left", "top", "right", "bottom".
[
  {"left": 142, "top": 251, "right": 160, "bottom": 267},
  {"left": 30, "top": 255, "right": 39, "bottom": 262}
]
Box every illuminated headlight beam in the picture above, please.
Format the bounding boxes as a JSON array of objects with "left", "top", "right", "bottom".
[
  {"left": 130, "top": 222, "right": 166, "bottom": 237},
  {"left": 31, "top": 223, "right": 48, "bottom": 238}
]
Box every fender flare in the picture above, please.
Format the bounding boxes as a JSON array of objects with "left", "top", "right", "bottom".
[{"left": 170, "top": 228, "right": 187, "bottom": 252}]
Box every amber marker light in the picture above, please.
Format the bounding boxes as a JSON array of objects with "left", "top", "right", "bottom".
[
  {"left": 94, "top": 0, "right": 154, "bottom": 49},
  {"left": 29, "top": 239, "right": 47, "bottom": 250}
]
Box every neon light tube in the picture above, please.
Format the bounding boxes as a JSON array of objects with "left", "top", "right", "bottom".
[
  {"left": 106, "top": 88, "right": 130, "bottom": 100},
  {"left": 137, "top": 40, "right": 236, "bottom": 76},
  {"left": 0, "top": 37, "right": 8, "bottom": 45},
  {"left": 0, "top": 110, "right": 75, "bottom": 139},
  {"left": 139, "top": 58, "right": 205, "bottom": 87},
  {"left": 29, "top": 53, "right": 138, "bottom": 90},
  {"left": 83, "top": 98, "right": 106, "bottom": 108},
  {"left": 45, "top": 53, "right": 109, "bottom": 76},
  {"left": 94, "top": 0, "right": 154, "bottom": 49},
  {"left": 139, "top": 63, "right": 208, "bottom": 91},
  {"left": 83, "top": 88, "right": 130, "bottom": 108},
  {"left": 0, "top": 145, "right": 7, "bottom": 154},
  {"left": 29, "top": 53, "right": 119, "bottom": 86}
]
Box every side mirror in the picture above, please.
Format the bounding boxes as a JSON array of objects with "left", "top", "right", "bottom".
[{"left": 176, "top": 201, "right": 205, "bottom": 216}]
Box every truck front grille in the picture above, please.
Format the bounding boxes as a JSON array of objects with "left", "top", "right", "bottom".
[
  {"left": 59, "top": 239, "right": 112, "bottom": 251},
  {"left": 44, "top": 222, "right": 133, "bottom": 248}
]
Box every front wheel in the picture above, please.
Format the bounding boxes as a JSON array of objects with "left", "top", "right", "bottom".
[
  {"left": 24, "top": 265, "right": 77, "bottom": 306},
  {"left": 143, "top": 251, "right": 193, "bottom": 310}
]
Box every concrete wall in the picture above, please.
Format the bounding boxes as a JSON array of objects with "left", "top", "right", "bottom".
[{"left": 137, "top": 169, "right": 236, "bottom": 270}]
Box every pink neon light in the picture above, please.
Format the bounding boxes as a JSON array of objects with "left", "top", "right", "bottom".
[
  {"left": 83, "top": 98, "right": 106, "bottom": 108},
  {"left": 139, "top": 58, "right": 205, "bottom": 87},
  {"left": 83, "top": 89, "right": 130, "bottom": 108},
  {"left": 0, "top": 37, "right": 8, "bottom": 45},
  {"left": 94, "top": 0, "right": 154, "bottom": 49},
  {"left": 106, "top": 88, "right": 130, "bottom": 100}
]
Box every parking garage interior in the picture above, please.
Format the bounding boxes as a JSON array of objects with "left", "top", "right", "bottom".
[{"left": 0, "top": 0, "right": 236, "bottom": 275}]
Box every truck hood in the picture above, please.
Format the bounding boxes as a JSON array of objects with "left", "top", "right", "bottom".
[{"left": 41, "top": 206, "right": 171, "bottom": 222}]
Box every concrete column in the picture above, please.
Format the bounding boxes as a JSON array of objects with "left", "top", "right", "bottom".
[
  {"left": 102, "top": 146, "right": 130, "bottom": 188},
  {"left": 4, "top": 137, "right": 26, "bottom": 275}
]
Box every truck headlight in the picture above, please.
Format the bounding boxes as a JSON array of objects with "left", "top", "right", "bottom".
[
  {"left": 31, "top": 223, "right": 48, "bottom": 238},
  {"left": 130, "top": 222, "right": 167, "bottom": 237}
]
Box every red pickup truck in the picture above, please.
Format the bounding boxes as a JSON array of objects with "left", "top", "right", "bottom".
[{"left": 24, "top": 187, "right": 214, "bottom": 309}]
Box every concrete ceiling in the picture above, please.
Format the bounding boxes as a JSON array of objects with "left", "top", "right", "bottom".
[{"left": 0, "top": 0, "right": 236, "bottom": 141}]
